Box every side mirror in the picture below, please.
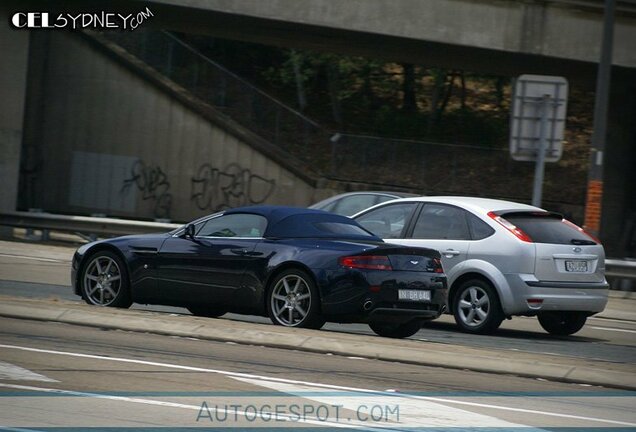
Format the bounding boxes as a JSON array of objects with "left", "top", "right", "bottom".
[{"left": 184, "top": 223, "right": 196, "bottom": 239}]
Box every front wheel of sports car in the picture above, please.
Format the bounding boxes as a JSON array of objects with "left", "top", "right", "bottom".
[
  {"left": 267, "top": 269, "right": 325, "bottom": 329},
  {"left": 81, "top": 251, "right": 132, "bottom": 308},
  {"left": 538, "top": 311, "right": 587, "bottom": 336},
  {"left": 369, "top": 320, "right": 421, "bottom": 339}
]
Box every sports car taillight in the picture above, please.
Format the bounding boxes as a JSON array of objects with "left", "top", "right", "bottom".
[
  {"left": 339, "top": 255, "right": 393, "bottom": 271},
  {"left": 432, "top": 257, "right": 444, "bottom": 273},
  {"left": 487, "top": 211, "right": 533, "bottom": 242}
]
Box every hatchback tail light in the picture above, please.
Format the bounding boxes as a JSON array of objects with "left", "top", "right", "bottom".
[
  {"left": 487, "top": 211, "right": 533, "bottom": 242},
  {"left": 339, "top": 255, "right": 393, "bottom": 271}
]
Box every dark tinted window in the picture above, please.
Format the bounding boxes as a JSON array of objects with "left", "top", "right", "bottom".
[
  {"left": 467, "top": 213, "right": 495, "bottom": 240},
  {"left": 412, "top": 204, "right": 470, "bottom": 240},
  {"left": 355, "top": 203, "right": 417, "bottom": 239},
  {"left": 313, "top": 222, "right": 373, "bottom": 236},
  {"left": 504, "top": 214, "right": 595, "bottom": 245},
  {"left": 335, "top": 194, "right": 381, "bottom": 216},
  {"left": 197, "top": 214, "right": 267, "bottom": 238}
]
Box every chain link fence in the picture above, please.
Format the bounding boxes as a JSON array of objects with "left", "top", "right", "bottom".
[{"left": 99, "top": 29, "right": 586, "bottom": 203}]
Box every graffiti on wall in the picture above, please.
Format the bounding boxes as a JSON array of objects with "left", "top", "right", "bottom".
[
  {"left": 121, "top": 160, "right": 173, "bottom": 219},
  {"left": 191, "top": 163, "right": 276, "bottom": 211}
]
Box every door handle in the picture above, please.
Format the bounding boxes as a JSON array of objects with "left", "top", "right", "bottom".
[
  {"left": 231, "top": 249, "right": 248, "bottom": 256},
  {"left": 443, "top": 249, "right": 461, "bottom": 258}
]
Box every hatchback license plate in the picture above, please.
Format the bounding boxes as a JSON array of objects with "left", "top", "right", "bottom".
[
  {"left": 565, "top": 260, "right": 588, "bottom": 272},
  {"left": 398, "top": 289, "right": 431, "bottom": 302}
]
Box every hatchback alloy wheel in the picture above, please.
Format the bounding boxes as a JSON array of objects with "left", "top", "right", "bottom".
[{"left": 453, "top": 279, "right": 503, "bottom": 334}]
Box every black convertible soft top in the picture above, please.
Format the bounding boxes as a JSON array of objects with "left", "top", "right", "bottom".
[{"left": 225, "top": 206, "right": 382, "bottom": 241}]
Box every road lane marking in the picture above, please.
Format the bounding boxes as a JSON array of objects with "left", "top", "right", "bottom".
[
  {"left": 590, "top": 326, "right": 636, "bottom": 334},
  {"left": 0, "top": 254, "right": 68, "bottom": 263},
  {"left": 0, "top": 383, "right": 393, "bottom": 431},
  {"left": 0, "top": 361, "right": 58, "bottom": 383},
  {"left": 231, "top": 376, "right": 527, "bottom": 428},
  {"left": 0, "top": 343, "right": 634, "bottom": 427}
]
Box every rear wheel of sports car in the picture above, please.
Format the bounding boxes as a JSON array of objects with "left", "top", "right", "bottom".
[
  {"left": 452, "top": 279, "right": 503, "bottom": 334},
  {"left": 81, "top": 251, "right": 132, "bottom": 308},
  {"left": 267, "top": 269, "right": 325, "bottom": 329},
  {"left": 369, "top": 320, "right": 421, "bottom": 339},
  {"left": 187, "top": 305, "right": 226, "bottom": 318},
  {"left": 538, "top": 311, "right": 587, "bottom": 336}
]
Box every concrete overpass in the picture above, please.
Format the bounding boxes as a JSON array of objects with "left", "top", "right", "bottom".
[{"left": 145, "top": 0, "right": 636, "bottom": 81}]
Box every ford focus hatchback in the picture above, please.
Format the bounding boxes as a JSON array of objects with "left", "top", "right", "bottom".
[{"left": 353, "top": 196, "right": 608, "bottom": 335}]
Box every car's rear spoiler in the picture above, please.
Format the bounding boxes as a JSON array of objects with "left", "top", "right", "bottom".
[{"left": 493, "top": 210, "right": 563, "bottom": 219}]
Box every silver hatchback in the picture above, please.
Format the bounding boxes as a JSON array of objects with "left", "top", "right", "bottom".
[{"left": 353, "top": 196, "right": 608, "bottom": 335}]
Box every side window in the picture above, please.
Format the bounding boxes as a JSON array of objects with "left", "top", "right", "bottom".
[
  {"left": 412, "top": 204, "right": 470, "bottom": 240},
  {"left": 196, "top": 214, "right": 267, "bottom": 238},
  {"left": 467, "top": 213, "right": 495, "bottom": 240},
  {"left": 355, "top": 203, "right": 417, "bottom": 239},
  {"left": 335, "top": 194, "right": 380, "bottom": 216}
]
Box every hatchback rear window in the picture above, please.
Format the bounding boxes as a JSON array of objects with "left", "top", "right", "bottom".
[{"left": 503, "top": 214, "right": 595, "bottom": 245}]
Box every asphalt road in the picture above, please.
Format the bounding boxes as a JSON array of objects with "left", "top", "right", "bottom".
[
  {"left": 0, "top": 317, "right": 635, "bottom": 430},
  {"left": 1, "top": 240, "right": 635, "bottom": 367}
]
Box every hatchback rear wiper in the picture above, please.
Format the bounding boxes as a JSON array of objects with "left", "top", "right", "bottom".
[{"left": 571, "top": 239, "right": 596, "bottom": 245}]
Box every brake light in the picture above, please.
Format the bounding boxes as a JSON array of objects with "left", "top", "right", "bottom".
[
  {"left": 563, "top": 219, "right": 601, "bottom": 244},
  {"left": 432, "top": 257, "right": 444, "bottom": 273},
  {"left": 487, "top": 211, "right": 533, "bottom": 242},
  {"left": 339, "top": 255, "right": 393, "bottom": 271}
]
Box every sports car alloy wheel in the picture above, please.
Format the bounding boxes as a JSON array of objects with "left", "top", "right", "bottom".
[
  {"left": 81, "top": 252, "right": 131, "bottom": 308},
  {"left": 268, "top": 270, "right": 324, "bottom": 329}
]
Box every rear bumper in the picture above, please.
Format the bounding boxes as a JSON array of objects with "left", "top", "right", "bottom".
[
  {"left": 503, "top": 274, "right": 609, "bottom": 315},
  {"left": 368, "top": 306, "right": 442, "bottom": 323},
  {"left": 320, "top": 269, "right": 447, "bottom": 323}
]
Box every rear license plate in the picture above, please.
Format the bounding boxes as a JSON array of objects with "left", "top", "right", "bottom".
[
  {"left": 398, "top": 289, "right": 431, "bottom": 302},
  {"left": 565, "top": 260, "right": 588, "bottom": 272}
]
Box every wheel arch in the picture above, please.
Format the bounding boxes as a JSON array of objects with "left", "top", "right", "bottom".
[
  {"left": 75, "top": 243, "right": 131, "bottom": 296},
  {"left": 448, "top": 260, "right": 513, "bottom": 315}
]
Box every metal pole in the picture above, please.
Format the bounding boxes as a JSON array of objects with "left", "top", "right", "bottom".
[
  {"left": 532, "top": 95, "right": 551, "bottom": 207},
  {"left": 584, "top": 0, "right": 615, "bottom": 236}
]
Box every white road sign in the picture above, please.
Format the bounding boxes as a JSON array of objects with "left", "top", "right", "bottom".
[{"left": 510, "top": 75, "right": 568, "bottom": 162}]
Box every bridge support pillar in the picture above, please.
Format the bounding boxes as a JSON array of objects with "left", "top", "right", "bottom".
[{"left": 0, "top": 7, "right": 30, "bottom": 236}]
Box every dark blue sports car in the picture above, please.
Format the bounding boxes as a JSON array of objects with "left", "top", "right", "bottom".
[{"left": 72, "top": 206, "right": 447, "bottom": 338}]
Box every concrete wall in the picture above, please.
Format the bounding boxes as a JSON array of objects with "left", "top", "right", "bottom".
[
  {"left": 0, "top": 7, "right": 29, "bottom": 213},
  {"left": 21, "top": 32, "right": 316, "bottom": 222}
]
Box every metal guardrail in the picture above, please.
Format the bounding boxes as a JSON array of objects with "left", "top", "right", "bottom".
[
  {"left": 0, "top": 211, "right": 181, "bottom": 237},
  {"left": 606, "top": 259, "right": 636, "bottom": 279},
  {"left": 1, "top": 210, "right": 634, "bottom": 280}
]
